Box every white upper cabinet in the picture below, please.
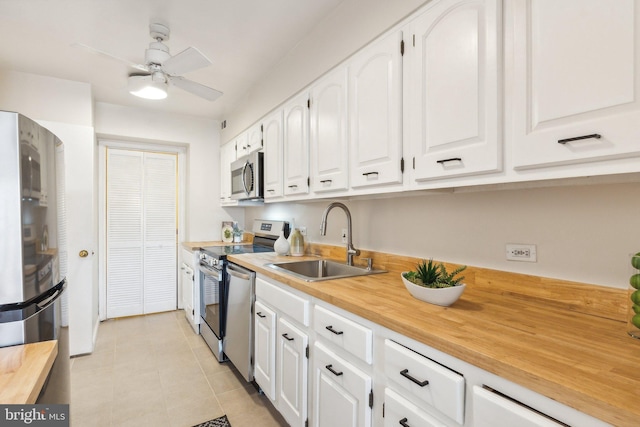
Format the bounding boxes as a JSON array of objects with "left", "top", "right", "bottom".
[
  {"left": 349, "top": 31, "right": 404, "bottom": 190},
  {"left": 406, "top": 0, "right": 502, "bottom": 182},
  {"left": 510, "top": 0, "right": 640, "bottom": 169},
  {"left": 238, "top": 122, "right": 263, "bottom": 157},
  {"left": 263, "top": 110, "right": 284, "bottom": 201},
  {"left": 310, "top": 67, "right": 349, "bottom": 194},
  {"left": 219, "top": 140, "right": 237, "bottom": 205},
  {"left": 283, "top": 92, "right": 310, "bottom": 197}
]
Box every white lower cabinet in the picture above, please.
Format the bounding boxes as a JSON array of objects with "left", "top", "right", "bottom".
[
  {"left": 278, "top": 317, "right": 309, "bottom": 427},
  {"left": 473, "top": 386, "right": 565, "bottom": 427},
  {"left": 384, "top": 339, "right": 464, "bottom": 425},
  {"left": 384, "top": 388, "right": 447, "bottom": 427},
  {"left": 312, "top": 341, "right": 373, "bottom": 427},
  {"left": 254, "top": 300, "right": 277, "bottom": 400}
]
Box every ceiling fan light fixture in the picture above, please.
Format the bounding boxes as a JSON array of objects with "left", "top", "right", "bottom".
[{"left": 128, "top": 74, "right": 168, "bottom": 100}]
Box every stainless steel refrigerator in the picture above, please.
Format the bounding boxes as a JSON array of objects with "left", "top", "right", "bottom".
[{"left": 0, "top": 111, "right": 69, "bottom": 404}]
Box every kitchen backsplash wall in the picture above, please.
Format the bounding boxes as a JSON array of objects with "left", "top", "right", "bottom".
[{"left": 244, "top": 181, "right": 640, "bottom": 290}]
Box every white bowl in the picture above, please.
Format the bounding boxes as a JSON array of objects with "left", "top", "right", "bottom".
[{"left": 401, "top": 273, "right": 466, "bottom": 307}]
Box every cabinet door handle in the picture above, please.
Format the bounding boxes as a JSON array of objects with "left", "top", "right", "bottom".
[
  {"left": 362, "top": 172, "right": 379, "bottom": 177},
  {"left": 325, "top": 325, "right": 344, "bottom": 335},
  {"left": 325, "top": 364, "right": 343, "bottom": 376},
  {"left": 320, "top": 179, "right": 332, "bottom": 184},
  {"left": 557, "top": 133, "right": 601, "bottom": 144},
  {"left": 400, "top": 369, "right": 429, "bottom": 387},
  {"left": 399, "top": 418, "right": 411, "bottom": 427},
  {"left": 256, "top": 312, "right": 266, "bottom": 318},
  {"left": 288, "top": 185, "right": 298, "bottom": 189},
  {"left": 282, "top": 333, "right": 294, "bottom": 341},
  {"left": 436, "top": 157, "right": 462, "bottom": 164},
  {"left": 267, "top": 189, "right": 275, "bottom": 193}
]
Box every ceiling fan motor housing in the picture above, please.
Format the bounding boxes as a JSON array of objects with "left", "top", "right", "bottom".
[{"left": 145, "top": 41, "right": 170, "bottom": 65}]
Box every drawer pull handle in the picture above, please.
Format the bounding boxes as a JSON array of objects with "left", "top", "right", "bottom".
[
  {"left": 325, "top": 364, "right": 343, "bottom": 376},
  {"left": 282, "top": 333, "right": 294, "bottom": 341},
  {"left": 288, "top": 185, "right": 298, "bottom": 189},
  {"left": 320, "top": 179, "right": 332, "bottom": 184},
  {"left": 363, "top": 172, "right": 379, "bottom": 177},
  {"left": 399, "top": 418, "right": 411, "bottom": 427},
  {"left": 267, "top": 189, "right": 275, "bottom": 193},
  {"left": 558, "top": 133, "right": 601, "bottom": 144},
  {"left": 326, "top": 325, "right": 344, "bottom": 335},
  {"left": 256, "top": 312, "right": 266, "bottom": 318},
  {"left": 400, "top": 369, "right": 429, "bottom": 387},
  {"left": 436, "top": 157, "right": 462, "bottom": 164}
]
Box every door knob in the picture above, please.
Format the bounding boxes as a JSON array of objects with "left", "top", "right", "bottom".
[{"left": 79, "top": 250, "right": 89, "bottom": 258}]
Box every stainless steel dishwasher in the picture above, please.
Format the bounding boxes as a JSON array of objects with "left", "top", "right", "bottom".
[{"left": 224, "top": 262, "right": 256, "bottom": 382}]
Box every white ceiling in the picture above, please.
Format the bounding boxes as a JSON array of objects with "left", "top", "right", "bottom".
[{"left": 0, "top": 0, "right": 346, "bottom": 120}]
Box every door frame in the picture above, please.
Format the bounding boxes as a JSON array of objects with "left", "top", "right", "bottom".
[{"left": 97, "top": 138, "right": 187, "bottom": 321}]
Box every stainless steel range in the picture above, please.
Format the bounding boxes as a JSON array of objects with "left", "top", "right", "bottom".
[{"left": 198, "top": 219, "right": 288, "bottom": 371}]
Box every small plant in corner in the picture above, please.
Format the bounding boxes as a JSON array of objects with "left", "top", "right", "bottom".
[{"left": 403, "top": 259, "right": 466, "bottom": 289}]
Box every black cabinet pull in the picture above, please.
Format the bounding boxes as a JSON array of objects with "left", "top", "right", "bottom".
[
  {"left": 400, "top": 369, "right": 429, "bottom": 387},
  {"left": 363, "top": 172, "right": 379, "bottom": 177},
  {"left": 288, "top": 184, "right": 298, "bottom": 189},
  {"left": 326, "top": 325, "right": 344, "bottom": 335},
  {"left": 325, "top": 364, "right": 343, "bottom": 376},
  {"left": 282, "top": 333, "right": 294, "bottom": 341},
  {"left": 436, "top": 157, "right": 462, "bottom": 164},
  {"left": 399, "top": 418, "right": 410, "bottom": 427},
  {"left": 320, "top": 179, "right": 332, "bottom": 184},
  {"left": 267, "top": 189, "right": 275, "bottom": 193},
  {"left": 256, "top": 312, "right": 266, "bottom": 318},
  {"left": 557, "top": 133, "right": 601, "bottom": 144}
]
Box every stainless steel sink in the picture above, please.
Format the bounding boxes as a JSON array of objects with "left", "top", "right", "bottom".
[{"left": 265, "top": 259, "right": 386, "bottom": 282}]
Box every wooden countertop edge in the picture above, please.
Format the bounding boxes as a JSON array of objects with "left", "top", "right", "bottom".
[
  {"left": 228, "top": 253, "right": 638, "bottom": 427},
  {"left": 0, "top": 340, "right": 58, "bottom": 404}
]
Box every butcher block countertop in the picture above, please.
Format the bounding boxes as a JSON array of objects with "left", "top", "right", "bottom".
[
  {"left": 229, "top": 249, "right": 639, "bottom": 427},
  {"left": 0, "top": 340, "right": 58, "bottom": 404}
]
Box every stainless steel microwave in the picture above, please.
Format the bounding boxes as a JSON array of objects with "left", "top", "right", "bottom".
[{"left": 231, "top": 151, "right": 264, "bottom": 201}]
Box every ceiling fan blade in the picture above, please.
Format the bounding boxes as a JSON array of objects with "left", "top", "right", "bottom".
[
  {"left": 169, "top": 76, "right": 223, "bottom": 101},
  {"left": 72, "top": 43, "right": 148, "bottom": 72},
  {"left": 162, "top": 47, "right": 212, "bottom": 75}
]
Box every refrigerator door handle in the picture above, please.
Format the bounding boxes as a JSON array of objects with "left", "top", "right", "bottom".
[{"left": 36, "top": 280, "right": 66, "bottom": 311}]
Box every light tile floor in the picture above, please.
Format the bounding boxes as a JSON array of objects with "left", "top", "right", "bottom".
[{"left": 70, "top": 310, "right": 287, "bottom": 427}]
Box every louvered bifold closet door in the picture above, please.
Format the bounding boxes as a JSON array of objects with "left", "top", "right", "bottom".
[
  {"left": 106, "top": 149, "right": 144, "bottom": 318},
  {"left": 143, "top": 152, "right": 177, "bottom": 314},
  {"left": 106, "top": 149, "right": 178, "bottom": 318}
]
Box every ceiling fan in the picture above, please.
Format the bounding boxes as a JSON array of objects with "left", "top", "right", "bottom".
[{"left": 75, "top": 23, "right": 223, "bottom": 101}]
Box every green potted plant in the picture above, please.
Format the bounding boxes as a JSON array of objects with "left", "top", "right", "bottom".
[
  {"left": 232, "top": 223, "right": 243, "bottom": 243},
  {"left": 401, "top": 259, "right": 467, "bottom": 306}
]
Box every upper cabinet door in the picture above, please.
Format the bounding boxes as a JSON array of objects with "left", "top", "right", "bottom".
[
  {"left": 310, "top": 67, "right": 349, "bottom": 194},
  {"left": 283, "top": 92, "right": 310, "bottom": 197},
  {"left": 244, "top": 122, "right": 263, "bottom": 156},
  {"left": 510, "top": 0, "right": 640, "bottom": 169},
  {"left": 263, "top": 110, "right": 284, "bottom": 200},
  {"left": 219, "top": 141, "right": 237, "bottom": 205},
  {"left": 349, "top": 31, "right": 403, "bottom": 189},
  {"left": 407, "top": 0, "right": 502, "bottom": 182}
]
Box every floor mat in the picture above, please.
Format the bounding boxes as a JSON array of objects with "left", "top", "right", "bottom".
[{"left": 192, "top": 414, "right": 231, "bottom": 427}]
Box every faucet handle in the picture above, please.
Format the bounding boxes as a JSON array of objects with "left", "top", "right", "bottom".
[{"left": 362, "top": 257, "right": 373, "bottom": 271}]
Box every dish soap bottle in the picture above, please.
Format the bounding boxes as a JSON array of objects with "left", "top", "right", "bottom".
[{"left": 289, "top": 227, "right": 305, "bottom": 257}]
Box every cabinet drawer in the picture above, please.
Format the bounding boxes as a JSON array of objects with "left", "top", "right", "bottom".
[
  {"left": 384, "top": 340, "right": 464, "bottom": 424},
  {"left": 384, "top": 388, "right": 446, "bottom": 427},
  {"left": 256, "top": 277, "right": 309, "bottom": 326},
  {"left": 473, "top": 386, "right": 565, "bottom": 427},
  {"left": 313, "top": 305, "right": 372, "bottom": 364}
]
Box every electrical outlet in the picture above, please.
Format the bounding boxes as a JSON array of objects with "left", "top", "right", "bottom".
[
  {"left": 506, "top": 244, "right": 537, "bottom": 262},
  {"left": 341, "top": 228, "right": 348, "bottom": 243},
  {"left": 299, "top": 226, "right": 307, "bottom": 236}
]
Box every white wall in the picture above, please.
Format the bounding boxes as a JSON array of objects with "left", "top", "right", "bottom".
[
  {"left": 95, "top": 102, "right": 243, "bottom": 241},
  {"left": 245, "top": 182, "right": 640, "bottom": 289},
  {"left": 221, "top": 0, "right": 428, "bottom": 141}
]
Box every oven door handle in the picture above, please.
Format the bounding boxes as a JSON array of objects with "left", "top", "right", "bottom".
[
  {"left": 198, "top": 263, "right": 222, "bottom": 276},
  {"left": 227, "top": 264, "right": 251, "bottom": 280}
]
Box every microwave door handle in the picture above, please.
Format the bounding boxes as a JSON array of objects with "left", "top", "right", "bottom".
[{"left": 241, "top": 160, "right": 250, "bottom": 195}]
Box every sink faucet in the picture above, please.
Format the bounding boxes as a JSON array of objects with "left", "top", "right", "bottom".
[{"left": 320, "top": 202, "right": 360, "bottom": 266}]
